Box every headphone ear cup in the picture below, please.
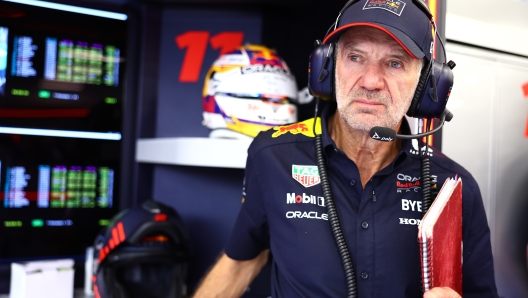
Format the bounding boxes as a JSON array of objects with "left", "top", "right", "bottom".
[
  {"left": 407, "top": 61, "right": 431, "bottom": 118},
  {"left": 308, "top": 43, "right": 334, "bottom": 101},
  {"left": 408, "top": 60, "right": 455, "bottom": 119}
]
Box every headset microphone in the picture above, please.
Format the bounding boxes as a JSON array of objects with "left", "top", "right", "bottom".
[
  {"left": 369, "top": 127, "right": 397, "bottom": 142},
  {"left": 370, "top": 109, "right": 453, "bottom": 142}
]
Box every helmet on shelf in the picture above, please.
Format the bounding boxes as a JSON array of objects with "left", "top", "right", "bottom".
[
  {"left": 202, "top": 44, "right": 298, "bottom": 139},
  {"left": 92, "top": 200, "right": 190, "bottom": 298}
]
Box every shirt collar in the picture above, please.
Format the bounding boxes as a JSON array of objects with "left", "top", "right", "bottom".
[{"left": 319, "top": 102, "right": 414, "bottom": 167}]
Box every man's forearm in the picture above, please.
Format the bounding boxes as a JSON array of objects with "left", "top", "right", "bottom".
[{"left": 192, "top": 249, "right": 270, "bottom": 298}]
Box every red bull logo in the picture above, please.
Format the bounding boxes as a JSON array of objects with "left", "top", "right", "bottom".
[
  {"left": 396, "top": 180, "right": 421, "bottom": 193},
  {"left": 364, "top": 0, "right": 406, "bottom": 16},
  {"left": 272, "top": 123, "right": 309, "bottom": 138},
  {"left": 272, "top": 118, "right": 321, "bottom": 138}
]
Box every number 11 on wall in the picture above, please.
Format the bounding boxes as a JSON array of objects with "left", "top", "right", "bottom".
[{"left": 175, "top": 31, "right": 244, "bottom": 83}]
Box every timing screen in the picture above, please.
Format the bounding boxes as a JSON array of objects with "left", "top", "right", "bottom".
[
  {"left": 0, "top": 26, "right": 124, "bottom": 135},
  {"left": 1, "top": 162, "right": 115, "bottom": 228},
  {"left": 3, "top": 162, "right": 114, "bottom": 209}
]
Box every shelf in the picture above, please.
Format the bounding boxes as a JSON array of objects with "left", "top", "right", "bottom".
[{"left": 136, "top": 137, "right": 252, "bottom": 169}]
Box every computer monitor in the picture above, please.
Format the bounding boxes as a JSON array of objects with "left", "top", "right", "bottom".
[{"left": 0, "top": 0, "right": 127, "bottom": 261}]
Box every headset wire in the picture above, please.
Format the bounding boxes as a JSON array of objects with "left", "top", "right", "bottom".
[{"left": 313, "top": 98, "right": 358, "bottom": 298}]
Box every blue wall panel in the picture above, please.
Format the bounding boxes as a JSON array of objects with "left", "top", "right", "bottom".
[
  {"left": 153, "top": 165, "right": 245, "bottom": 291},
  {"left": 153, "top": 7, "right": 264, "bottom": 293}
]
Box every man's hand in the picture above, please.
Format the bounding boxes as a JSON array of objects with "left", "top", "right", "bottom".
[{"left": 423, "top": 287, "right": 462, "bottom": 298}]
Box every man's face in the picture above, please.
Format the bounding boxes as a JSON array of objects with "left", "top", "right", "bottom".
[{"left": 335, "top": 26, "right": 423, "bottom": 132}]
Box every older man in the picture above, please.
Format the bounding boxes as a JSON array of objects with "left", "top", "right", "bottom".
[{"left": 193, "top": 1, "right": 498, "bottom": 297}]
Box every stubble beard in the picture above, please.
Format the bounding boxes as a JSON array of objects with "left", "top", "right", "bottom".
[{"left": 334, "top": 75, "right": 417, "bottom": 132}]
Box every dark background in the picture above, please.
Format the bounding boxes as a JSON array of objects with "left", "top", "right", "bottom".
[{"left": 0, "top": 0, "right": 348, "bottom": 295}]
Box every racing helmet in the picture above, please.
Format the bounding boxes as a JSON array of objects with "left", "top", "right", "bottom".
[
  {"left": 92, "top": 200, "right": 190, "bottom": 298},
  {"left": 202, "top": 44, "right": 298, "bottom": 139}
]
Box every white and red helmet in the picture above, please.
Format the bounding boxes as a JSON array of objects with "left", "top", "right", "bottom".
[{"left": 202, "top": 44, "right": 298, "bottom": 139}]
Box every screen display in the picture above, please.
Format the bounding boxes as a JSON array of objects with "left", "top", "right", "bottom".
[
  {"left": 0, "top": 1, "right": 126, "bottom": 260},
  {"left": 0, "top": 134, "right": 121, "bottom": 259},
  {"left": 0, "top": 1, "right": 126, "bottom": 135}
]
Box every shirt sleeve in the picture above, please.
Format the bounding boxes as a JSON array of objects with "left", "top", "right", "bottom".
[
  {"left": 461, "top": 175, "right": 499, "bottom": 297},
  {"left": 224, "top": 154, "right": 270, "bottom": 260}
]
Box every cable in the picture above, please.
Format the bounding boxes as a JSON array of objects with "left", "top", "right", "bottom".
[
  {"left": 419, "top": 126, "right": 433, "bottom": 216},
  {"left": 312, "top": 98, "right": 320, "bottom": 133},
  {"left": 315, "top": 135, "right": 357, "bottom": 298},
  {"left": 313, "top": 99, "right": 357, "bottom": 298}
]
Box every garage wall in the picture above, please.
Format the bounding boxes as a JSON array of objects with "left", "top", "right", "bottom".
[{"left": 443, "top": 42, "right": 528, "bottom": 297}]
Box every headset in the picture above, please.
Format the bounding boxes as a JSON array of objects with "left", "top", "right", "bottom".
[{"left": 308, "top": 0, "right": 456, "bottom": 119}]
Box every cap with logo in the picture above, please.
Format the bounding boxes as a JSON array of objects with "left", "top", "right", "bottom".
[{"left": 323, "top": 0, "right": 434, "bottom": 61}]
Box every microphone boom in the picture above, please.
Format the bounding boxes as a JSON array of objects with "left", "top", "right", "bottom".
[{"left": 369, "top": 109, "right": 452, "bottom": 142}]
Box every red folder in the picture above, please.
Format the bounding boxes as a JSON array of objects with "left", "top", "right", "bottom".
[{"left": 418, "top": 177, "right": 463, "bottom": 295}]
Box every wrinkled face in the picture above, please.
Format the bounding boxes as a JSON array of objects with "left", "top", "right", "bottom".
[{"left": 335, "top": 26, "right": 423, "bottom": 132}]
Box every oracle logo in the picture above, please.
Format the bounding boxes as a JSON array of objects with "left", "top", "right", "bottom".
[{"left": 397, "top": 173, "right": 420, "bottom": 182}]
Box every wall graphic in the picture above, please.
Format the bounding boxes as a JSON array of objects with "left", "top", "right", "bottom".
[
  {"left": 175, "top": 31, "right": 244, "bottom": 83},
  {"left": 156, "top": 9, "right": 261, "bottom": 138},
  {"left": 523, "top": 81, "right": 528, "bottom": 138}
]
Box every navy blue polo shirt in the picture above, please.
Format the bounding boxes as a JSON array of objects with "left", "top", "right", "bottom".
[{"left": 225, "top": 105, "right": 498, "bottom": 298}]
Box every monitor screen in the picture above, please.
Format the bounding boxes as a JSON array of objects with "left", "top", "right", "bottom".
[
  {"left": 0, "top": 0, "right": 127, "bottom": 260},
  {"left": 0, "top": 134, "right": 120, "bottom": 259}
]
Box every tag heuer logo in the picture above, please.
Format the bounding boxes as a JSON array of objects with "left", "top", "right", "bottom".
[{"left": 292, "top": 165, "right": 321, "bottom": 188}]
